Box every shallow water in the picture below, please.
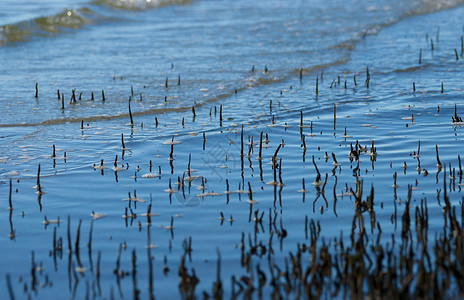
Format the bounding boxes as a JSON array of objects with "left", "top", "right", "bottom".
[{"left": 1, "top": 0, "right": 464, "bottom": 299}]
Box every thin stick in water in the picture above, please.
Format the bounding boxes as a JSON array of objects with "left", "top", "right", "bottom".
[
  {"left": 219, "top": 105, "right": 223, "bottom": 126},
  {"left": 365, "top": 66, "right": 370, "bottom": 88},
  {"left": 8, "top": 179, "right": 13, "bottom": 210},
  {"left": 436, "top": 145, "right": 442, "bottom": 167},
  {"left": 129, "top": 100, "right": 134, "bottom": 125},
  {"left": 316, "top": 77, "right": 319, "bottom": 96}
]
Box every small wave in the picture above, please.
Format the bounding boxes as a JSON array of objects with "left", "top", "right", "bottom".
[
  {"left": 0, "top": 0, "right": 190, "bottom": 45},
  {"left": 289, "top": 59, "right": 349, "bottom": 77},
  {"left": 0, "top": 8, "right": 94, "bottom": 45},
  {"left": 408, "top": 0, "right": 464, "bottom": 16},
  {"left": 35, "top": 8, "right": 90, "bottom": 31},
  {"left": 392, "top": 65, "right": 424, "bottom": 73},
  {"left": 92, "top": 0, "right": 190, "bottom": 10},
  {"left": 0, "top": 95, "right": 230, "bottom": 128}
]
